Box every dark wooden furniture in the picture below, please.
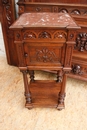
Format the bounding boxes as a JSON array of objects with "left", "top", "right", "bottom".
[
  {"left": 17, "top": 1, "right": 87, "bottom": 81},
  {"left": 1, "top": 0, "right": 87, "bottom": 81},
  {"left": 10, "top": 12, "right": 80, "bottom": 109},
  {"left": 0, "top": 0, "right": 18, "bottom": 65}
]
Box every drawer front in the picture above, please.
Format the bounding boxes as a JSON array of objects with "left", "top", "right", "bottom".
[{"left": 24, "top": 42, "right": 65, "bottom": 67}]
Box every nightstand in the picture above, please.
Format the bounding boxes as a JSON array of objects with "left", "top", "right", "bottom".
[{"left": 10, "top": 12, "right": 80, "bottom": 110}]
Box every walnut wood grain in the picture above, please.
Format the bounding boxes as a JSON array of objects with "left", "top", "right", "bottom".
[{"left": 10, "top": 12, "right": 79, "bottom": 109}]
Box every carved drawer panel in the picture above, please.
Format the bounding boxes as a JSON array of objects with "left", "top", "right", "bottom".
[{"left": 24, "top": 42, "right": 65, "bottom": 66}]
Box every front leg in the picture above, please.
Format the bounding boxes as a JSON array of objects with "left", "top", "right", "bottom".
[
  {"left": 57, "top": 74, "right": 67, "bottom": 110},
  {"left": 21, "top": 70, "right": 33, "bottom": 109}
]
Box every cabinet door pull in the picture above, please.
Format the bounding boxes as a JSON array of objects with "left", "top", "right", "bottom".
[{"left": 24, "top": 53, "right": 28, "bottom": 57}]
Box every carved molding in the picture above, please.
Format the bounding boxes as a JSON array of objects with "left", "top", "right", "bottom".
[
  {"left": 75, "top": 33, "right": 87, "bottom": 51},
  {"left": 18, "top": 1, "right": 87, "bottom": 16},
  {"left": 22, "top": 30, "right": 67, "bottom": 40}
]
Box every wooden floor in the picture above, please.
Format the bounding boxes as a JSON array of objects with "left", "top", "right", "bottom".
[{"left": 0, "top": 55, "right": 87, "bottom": 130}]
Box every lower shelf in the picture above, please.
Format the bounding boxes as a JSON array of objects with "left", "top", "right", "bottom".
[{"left": 25, "top": 80, "right": 64, "bottom": 109}]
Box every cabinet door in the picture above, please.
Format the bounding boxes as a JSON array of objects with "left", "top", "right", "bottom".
[{"left": 24, "top": 42, "right": 66, "bottom": 68}]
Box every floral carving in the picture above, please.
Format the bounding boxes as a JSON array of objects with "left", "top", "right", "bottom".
[
  {"left": 75, "top": 33, "right": 87, "bottom": 51},
  {"left": 36, "top": 48, "right": 58, "bottom": 63},
  {"left": 54, "top": 32, "right": 66, "bottom": 39},
  {"left": 72, "top": 65, "right": 83, "bottom": 75},
  {"left": 38, "top": 31, "right": 51, "bottom": 39},
  {"left": 23, "top": 32, "right": 36, "bottom": 39},
  {"left": 3, "top": 3, "right": 12, "bottom": 26}
]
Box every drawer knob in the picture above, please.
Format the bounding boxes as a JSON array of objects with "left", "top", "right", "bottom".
[{"left": 24, "top": 53, "right": 28, "bottom": 57}]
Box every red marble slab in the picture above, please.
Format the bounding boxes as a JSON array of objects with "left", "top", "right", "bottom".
[{"left": 10, "top": 12, "right": 80, "bottom": 29}]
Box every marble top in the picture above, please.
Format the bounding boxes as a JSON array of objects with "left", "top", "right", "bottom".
[{"left": 10, "top": 13, "right": 80, "bottom": 29}]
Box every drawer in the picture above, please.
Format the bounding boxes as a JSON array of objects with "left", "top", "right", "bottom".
[{"left": 24, "top": 42, "right": 65, "bottom": 67}]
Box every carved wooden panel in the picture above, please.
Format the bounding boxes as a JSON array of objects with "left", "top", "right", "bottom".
[
  {"left": 1, "top": 0, "right": 18, "bottom": 65},
  {"left": 22, "top": 29, "right": 67, "bottom": 42},
  {"left": 75, "top": 33, "right": 87, "bottom": 52},
  {"left": 18, "top": 0, "right": 87, "bottom": 4},
  {"left": 24, "top": 42, "right": 65, "bottom": 66},
  {"left": 17, "top": 1, "right": 87, "bottom": 18}
]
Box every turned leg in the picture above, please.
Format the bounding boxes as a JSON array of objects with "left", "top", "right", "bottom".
[
  {"left": 28, "top": 70, "right": 35, "bottom": 82},
  {"left": 57, "top": 74, "right": 67, "bottom": 110},
  {"left": 21, "top": 70, "right": 32, "bottom": 109},
  {"left": 56, "top": 70, "right": 63, "bottom": 82}
]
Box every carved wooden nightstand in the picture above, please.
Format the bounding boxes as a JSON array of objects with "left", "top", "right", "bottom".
[{"left": 10, "top": 12, "right": 80, "bottom": 110}]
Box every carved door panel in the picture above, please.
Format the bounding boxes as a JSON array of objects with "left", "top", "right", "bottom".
[{"left": 24, "top": 42, "right": 65, "bottom": 67}]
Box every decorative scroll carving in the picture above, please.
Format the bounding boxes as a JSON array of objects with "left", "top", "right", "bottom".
[
  {"left": 36, "top": 48, "right": 58, "bottom": 63},
  {"left": 54, "top": 32, "right": 66, "bottom": 39},
  {"left": 4, "top": 4, "right": 12, "bottom": 26},
  {"left": 38, "top": 31, "right": 51, "bottom": 39},
  {"left": 2, "top": 0, "right": 8, "bottom": 4},
  {"left": 72, "top": 64, "right": 83, "bottom": 75},
  {"left": 23, "top": 31, "right": 37, "bottom": 39},
  {"left": 75, "top": 33, "right": 87, "bottom": 51}
]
